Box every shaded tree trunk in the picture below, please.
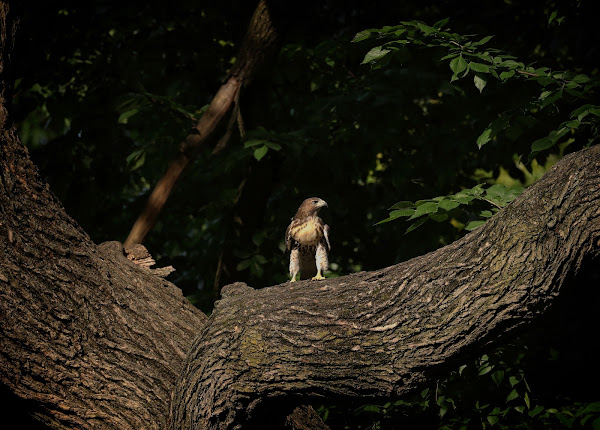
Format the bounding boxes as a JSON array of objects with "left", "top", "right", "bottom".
[{"left": 168, "top": 147, "right": 600, "bottom": 429}]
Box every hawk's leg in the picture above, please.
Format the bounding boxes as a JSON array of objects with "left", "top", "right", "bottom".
[
  {"left": 312, "top": 242, "right": 328, "bottom": 281},
  {"left": 289, "top": 247, "right": 299, "bottom": 282}
]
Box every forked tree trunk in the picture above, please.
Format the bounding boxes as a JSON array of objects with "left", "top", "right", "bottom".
[
  {"left": 3, "top": 2, "right": 600, "bottom": 429},
  {"left": 168, "top": 147, "right": 600, "bottom": 429}
]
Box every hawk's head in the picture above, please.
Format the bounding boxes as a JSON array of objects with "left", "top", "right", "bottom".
[{"left": 295, "top": 197, "right": 328, "bottom": 219}]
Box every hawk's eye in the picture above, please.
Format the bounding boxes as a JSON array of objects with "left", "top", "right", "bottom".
[{"left": 312, "top": 200, "right": 319, "bottom": 204}]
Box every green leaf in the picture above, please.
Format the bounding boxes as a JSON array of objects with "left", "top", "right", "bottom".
[
  {"left": 593, "top": 417, "right": 600, "bottom": 430},
  {"left": 562, "top": 120, "right": 580, "bottom": 129},
  {"left": 571, "top": 104, "right": 600, "bottom": 121},
  {"left": 474, "top": 74, "right": 487, "bottom": 93},
  {"left": 244, "top": 138, "right": 269, "bottom": 148},
  {"left": 360, "top": 405, "right": 381, "bottom": 413},
  {"left": 509, "top": 376, "right": 520, "bottom": 387},
  {"left": 465, "top": 220, "right": 486, "bottom": 231},
  {"left": 406, "top": 217, "right": 428, "bottom": 233},
  {"left": 499, "top": 70, "right": 515, "bottom": 80},
  {"left": 253, "top": 145, "right": 269, "bottom": 161},
  {"left": 118, "top": 108, "right": 138, "bottom": 124},
  {"left": 439, "top": 199, "right": 460, "bottom": 211},
  {"left": 477, "top": 128, "right": 492, "bottom": 147},
  {"left": 531, "top": 136, "right": 553, "bottom": 152},
  {"left": 469, "top": 62, "right": 491, "bottom": 73},
  {"left": 264, "top": 141, "right": 282, "bottom": 150},
  {"left": 524, "top": 392, "right": 530, "bottom": 409},
  {"left": 429, "top": 213, "right": 448, "bottom": 222},
  {"left": 486, "top": 184, "right": 508, "bottom": 197},
  {"left": 125, "top": 149, "right": 145, "bottom": 171},
  {"left": 352, "top": 30, "right": 373, "bottom": 43},
  {"left": 506, "top": 389, "right": 519, "bottom": 402},
  {"left": 477, "top": 117, "right": 509, "bottom": 148},
  {"left": 492, "top": 370, "right": 505, "bottom": 386},
  {"left": 433, "top": 17, "right": 449, "bottom": 29},
  {"left": 499, "top": 59, "right": 520, "bottom": 68},
  {"left": 440, "top": 53, "right": 459, "bottom": 61},
  {"left": 449, "top": 56, "right": 468, "bottom": 75},
  {"left": 472, "top": 35, "right": 493, "bottom": 46},
  {"left": 409, "top": 201, "right": 438, "bottom": 219},
  {"left": 390, "top": 208, "right": 416, "bottom": 217},
  {"left": 540, "top": 89, "right": 562, "bottom": 109},
  {"left": 389, "top": 201, "right": 415, "bottom": 210},
  {"left": 487, "top": 415, "right": 500, "bottom": 426},
  {"left": 535, "top": 76, "right": 554, "bottom": 86},
  {"left": 479, "top": 364, "right": 493, "bottom": 375},
  {"left": 528, "top": 405, "right": 544, "bottom": 417},
  {"left": 572, "top": 74, "right": 590, "bottom": 84},
  {"left": 362, "top": 46, "right": 391, "bottom": 64},
  {"left": 236, "top": 259, "right": 252, "bottom": 271},
  {"left": 417, "top": 22, "right": 436, "bottom": 35}
]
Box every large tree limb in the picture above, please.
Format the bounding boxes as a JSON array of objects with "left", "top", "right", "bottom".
[
  {"left": 124, "top": 0, "right": 280, "bottom": 247},
  {"left": 169, "top": 146, "right": 600, "bottom": 429},
  {"left": 1, "top": 95, "right": 207, "bottom": 428}
]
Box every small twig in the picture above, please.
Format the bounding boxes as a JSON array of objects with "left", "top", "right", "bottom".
[
  {"left": 449, "top": 40, "right": 474, "bottom": 53},
  {"left": 516, "top": 70, "right": 540, "bottom": 77},
  {"left": 483, "top": 198, "right": 503, "bottom": 209}
]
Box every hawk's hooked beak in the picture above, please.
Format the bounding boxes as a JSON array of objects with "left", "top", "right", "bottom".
[{"left": 317, "top": 199, "right": 328, "bottom": 209}]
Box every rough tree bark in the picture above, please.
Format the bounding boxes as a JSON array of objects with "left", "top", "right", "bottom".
[
  {"left": 124, "top": 0, "right": 280, "bottom": 247},
  {"left": 1, "top": 4, "right": 206, "bottom": 428},
  {"left": 168, "top": 147, "right": 600, "bottom": 429}
]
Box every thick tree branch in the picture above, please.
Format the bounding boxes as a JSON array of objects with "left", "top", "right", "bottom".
[
  {"left": 169, "top": 146, "right": 600, "bottom": 429},
  {"left": 0, "top": 126, "right": 207, "bottom": 428},
  {"left": 124, "top": 0, "right": 280, "bottom": 247}
]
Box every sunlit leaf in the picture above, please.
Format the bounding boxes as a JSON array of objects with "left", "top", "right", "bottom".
[
  {"left": 362, "top": 46, "right": 391, "bottom": 64},
  {"left": 118, "top": 108, "right": 138, "bottom": 124},
  {"left": 439, "top": 199, "right": 460, "bottom": 211},
  {"left": 465, "top": 220, "right": 486, "bottom": 231},
  {"left": 253, "top": 145, "right": 269, "bottom": 161},
  {"left": 474, "top": 74, "right": 487, "bottom": 93},
  {"left": 506, "top": 389, "right": 519, "bottom": 402},
  {"left": 450, "top": 56, "right": 467, "bottom": 75},
  {"left": 469, "top": 62, "right": 491, "bottom": 73}
]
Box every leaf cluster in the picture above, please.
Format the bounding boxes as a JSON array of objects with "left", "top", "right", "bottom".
[{"left": 377, "top": 183, "right": 523, "bottom": 232}]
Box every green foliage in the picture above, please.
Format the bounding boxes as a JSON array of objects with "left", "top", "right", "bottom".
[
  {"left": 321, "top": 340, "right": 600, "bottom": 430},
  {"left": 355, "top": 17, "right": 599, "bottom": 229},
  {"left": 376, "top": 183, "right": 524, "bottom": 232},
  {"left": 355, "top": 19, "right": 600, "bottom": 158}
]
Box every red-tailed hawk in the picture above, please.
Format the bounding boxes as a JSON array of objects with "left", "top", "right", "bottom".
[{"left": 285, "top": 197, "right": 330, "bottom": 281}]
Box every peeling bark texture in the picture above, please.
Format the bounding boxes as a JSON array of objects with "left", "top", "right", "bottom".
[
  {"left": 124, "top": 0, "right": 281, "bottom": 247},
  {"left": 170, "top": 146, "right": 600, "bottom": 429},
  {"left": 1, "top": 49, "right": 207, "bottom": 428}
]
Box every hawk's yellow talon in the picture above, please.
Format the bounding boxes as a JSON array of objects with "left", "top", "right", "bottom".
[
  {"left": 311, "top": 273, "right": 325, "bottom": 281},
  {"left": 290, "top": 278, "right": 297, "bottom": 283}
]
